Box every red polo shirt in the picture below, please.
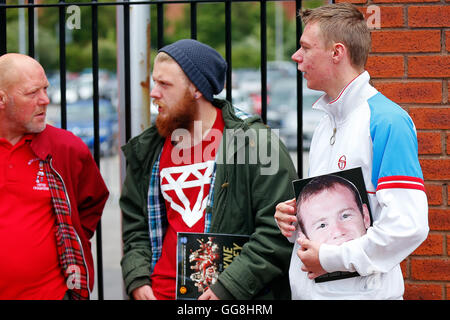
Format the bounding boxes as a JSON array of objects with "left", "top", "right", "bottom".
[{"left": 0, "top": 135, "right": 67, "bottom": 300}]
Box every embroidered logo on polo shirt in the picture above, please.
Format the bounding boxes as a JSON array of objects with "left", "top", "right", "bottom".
[{"left": 31, "top": 160, "right": 49, "bottom": 191}]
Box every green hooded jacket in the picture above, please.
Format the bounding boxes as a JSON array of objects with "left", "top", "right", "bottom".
[{"left": 120, "top": 99, "right": 298, "bottom": 299}]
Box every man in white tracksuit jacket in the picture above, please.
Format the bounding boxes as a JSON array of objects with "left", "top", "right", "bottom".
[{"left": 275, "top": 3, "right": 429, "bottom": 299}]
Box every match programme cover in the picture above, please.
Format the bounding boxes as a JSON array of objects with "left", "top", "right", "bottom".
[{"left": 176, "top": 232, "right": 249, "bottom": 300}]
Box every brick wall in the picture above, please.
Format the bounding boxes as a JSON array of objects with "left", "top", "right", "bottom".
[{"left": 339, "top": 0, "right": 449, "bottom": 299}]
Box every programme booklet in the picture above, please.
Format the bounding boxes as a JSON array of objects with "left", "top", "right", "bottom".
[{"left": 176, "top": 232, "right": 249, "bottom": 300}]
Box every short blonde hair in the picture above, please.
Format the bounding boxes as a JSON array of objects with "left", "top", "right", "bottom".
[
  {"left": 153, "top": 51, "right": 190, "bottom": 85},
  {"left": 300, "top": 3, "right": 371, "bottom": 69},
  {"left": 154, "top": 51, "right": 174, "bottom": 64}
]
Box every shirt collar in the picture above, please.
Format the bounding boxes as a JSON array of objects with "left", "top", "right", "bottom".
[{"left": 0, "top": 133, "right": 34, "bottom": 149}]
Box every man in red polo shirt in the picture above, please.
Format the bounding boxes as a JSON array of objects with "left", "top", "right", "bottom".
[{"left": 0, "top": 53, "right": 109, "bottom": 299}]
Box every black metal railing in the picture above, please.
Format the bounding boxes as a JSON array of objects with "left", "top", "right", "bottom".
[{"left": 0, "top": 0, "right": 304, "bottom": 300}]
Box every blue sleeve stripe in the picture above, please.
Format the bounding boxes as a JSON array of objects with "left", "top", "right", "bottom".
[{"left": 369, "top": 93, "right": 424, "bottom": 189}]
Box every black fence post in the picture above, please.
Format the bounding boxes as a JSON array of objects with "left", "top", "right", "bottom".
[
  {"left": 157, "top": 1, "right": 164, "bottom": 49},
  {"left": 0, "top": 0, "right": 7, "bottom": 55},
  {"left": 124, "top": 0, "right": 131, "bottom": 143},
  {"left": 225, "top": 0, "right": 232, "bottom": 101},
  {"left": 296, "top": 0, "right": 303, "bottom": 177},
  {"left": 190, "top": 1, "right": 197, "bottom": 40},
  {"left": 260, "top": 0, "right": 267, "bottom": 125},
  {"left": 92, "top": 1, "right": 100, "bottom": 166},
  {"left": 28, "top": 0, "right": 34, "bottom": 57},
  {"left": 91, "top": 0, "right": 104, "bottom": 301},
  {"left": 58, "top": 0, "right": 67, "bottom": 130}
]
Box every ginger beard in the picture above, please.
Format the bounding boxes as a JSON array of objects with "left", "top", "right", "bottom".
[{"left": 155, "top": 88, "right": 198, "bottom": 138}]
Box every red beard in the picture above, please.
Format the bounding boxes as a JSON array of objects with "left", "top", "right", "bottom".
[{"left": 155, "top": 89, "right": 197, "bottom": 138}]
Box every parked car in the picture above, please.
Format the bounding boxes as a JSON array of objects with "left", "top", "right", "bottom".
[
  {"left": 48, "top": 99, "right": 119, "bottom": 157},
  {"left": 268, "top": 77, "right": 325, "bottom": 151},
  {"left": 215, "top": 88, "right": 254, "bottom": 115},
  {"left": 47, "top": 77, "right": 79, "bottom": 104}
]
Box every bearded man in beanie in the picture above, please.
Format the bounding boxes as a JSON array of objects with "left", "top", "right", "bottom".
[{"left": 120, "top": 39, "right": 297, "bottom": 300}]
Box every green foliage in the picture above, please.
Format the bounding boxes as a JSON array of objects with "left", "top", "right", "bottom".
[
  {"left": 4, "top": 0, "right": 325, "bottom": 72},
  {"left": 36, "top": 27, "right": 59, "bottom": 71},
  {"left": 5, "top": 0, "right": 117, "bottom": 72},
  {"left": 162, "top": 2, "right": 300, "bottom": 68}
]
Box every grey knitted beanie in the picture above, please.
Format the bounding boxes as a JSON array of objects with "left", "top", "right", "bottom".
[{"left": 158, "top": 39, "right": 227, "bottom": 102}]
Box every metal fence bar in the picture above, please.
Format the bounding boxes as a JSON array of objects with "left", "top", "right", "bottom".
[
  {"left": 225, "top": 0, "right": 232, "bottom": 101},
  {"left": 124, "top": 0, "right": 132, "bottom": 142},
  {"left": 92, "top": 4, "right": 100, "bottom": 166},
  {"left": 27, "top": 0, "right": 35, "bottom": 57},
  {"left": 91, "top": 0, "right": 104, "bottom": 300},
  {"left": 157, "top": 2, "right": 164, "bottom": 49},
  {"left": 296, "top": 0, "right": 303, "bottom": 177},
  {"left": 92, "top": 6, "right": 101, "bottom": 166},
  {"left": 260, "top": 0, "right": 267, "bottom": 124},
  {"left": 58, "top": 0, "right": 67, "bottom": 130},
  {"left": 0, "top": 0, "right": 5, "bottom": 54},
  {"left": 190, "top": 2, "right": 197, "bottom": 39}
]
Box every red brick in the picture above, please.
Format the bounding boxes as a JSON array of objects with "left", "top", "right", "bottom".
[
  {"left": 371, "top": 30, "right": 440, "bottom": 53},
  {"left": 448, "top": 185, "right": 450, "bottom": 206},
  {"left": 401, "top": 259, "right": 408, "bottom": 278},
  {"left": 428, "top": 208, "right": 450, "bottom": 231},
  {"left": 409, "top": 108, "right": 450, "bottom": 129},
  {"left": 420, "top": 159, "right": 450, "bottom": 181},
  {"left": 359, "top": 6, "right": 404, "bottom": 28},
  {"left": 447, "top": 235, "right": 450, "bottom": 255},
  {"left": 404, "top": 283, "right": 443, "bottom": 300},
  {"left": 366, "top": 55, "right": 404, "bottom": 78},
  {"left": 447, "top": 132, "right": 450, "bottom": 155},
  {"left": 335, "top": 0, "right": 367, "bottom": 3},
  {"left": 411, "top": 258, "right": 450, "bottom": 281},
  {"left": 379, "top": 6, "right": 404, "bottom": 28},
  {"left": 373, "top": 82, "right": 442, "bottom": 104},
  {"left": 408, "top": 6, "right": 450, "bottom": 28},
  {"left": 417, "top": 131, "right": 442, "bottom": 155},
  {"left": 412, "top": 233, "right": 444, "bottom": 255},
  {"left": 447, "top": 187, "right": 450, "bottom": 206},
  {"left": 448, "top": 82, "right": 450, "bottom": 104},
  {"left": 408, "top": 56, "right": 450, "bottom": 78},
  {"left": 373, "top": 0, "right": 438, "bottom": 3},
  {"left": 446, "top": 31, "right": 450, "bottom": 52},
  {"left": 424, "top": 183, "right": 443, "bottom": 206}
]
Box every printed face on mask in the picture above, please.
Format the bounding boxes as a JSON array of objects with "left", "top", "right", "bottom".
[{"left": 298, "top": 183, "right": 371, "bottom": 246}]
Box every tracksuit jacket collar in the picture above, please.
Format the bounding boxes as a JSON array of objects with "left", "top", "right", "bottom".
[{"left": 313, "top": 71, "right": 372, "bottom": 126}]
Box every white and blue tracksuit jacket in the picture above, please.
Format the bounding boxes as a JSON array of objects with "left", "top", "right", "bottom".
[{"left": 289, "top": 71, "right": 429, "bottom": 299}]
